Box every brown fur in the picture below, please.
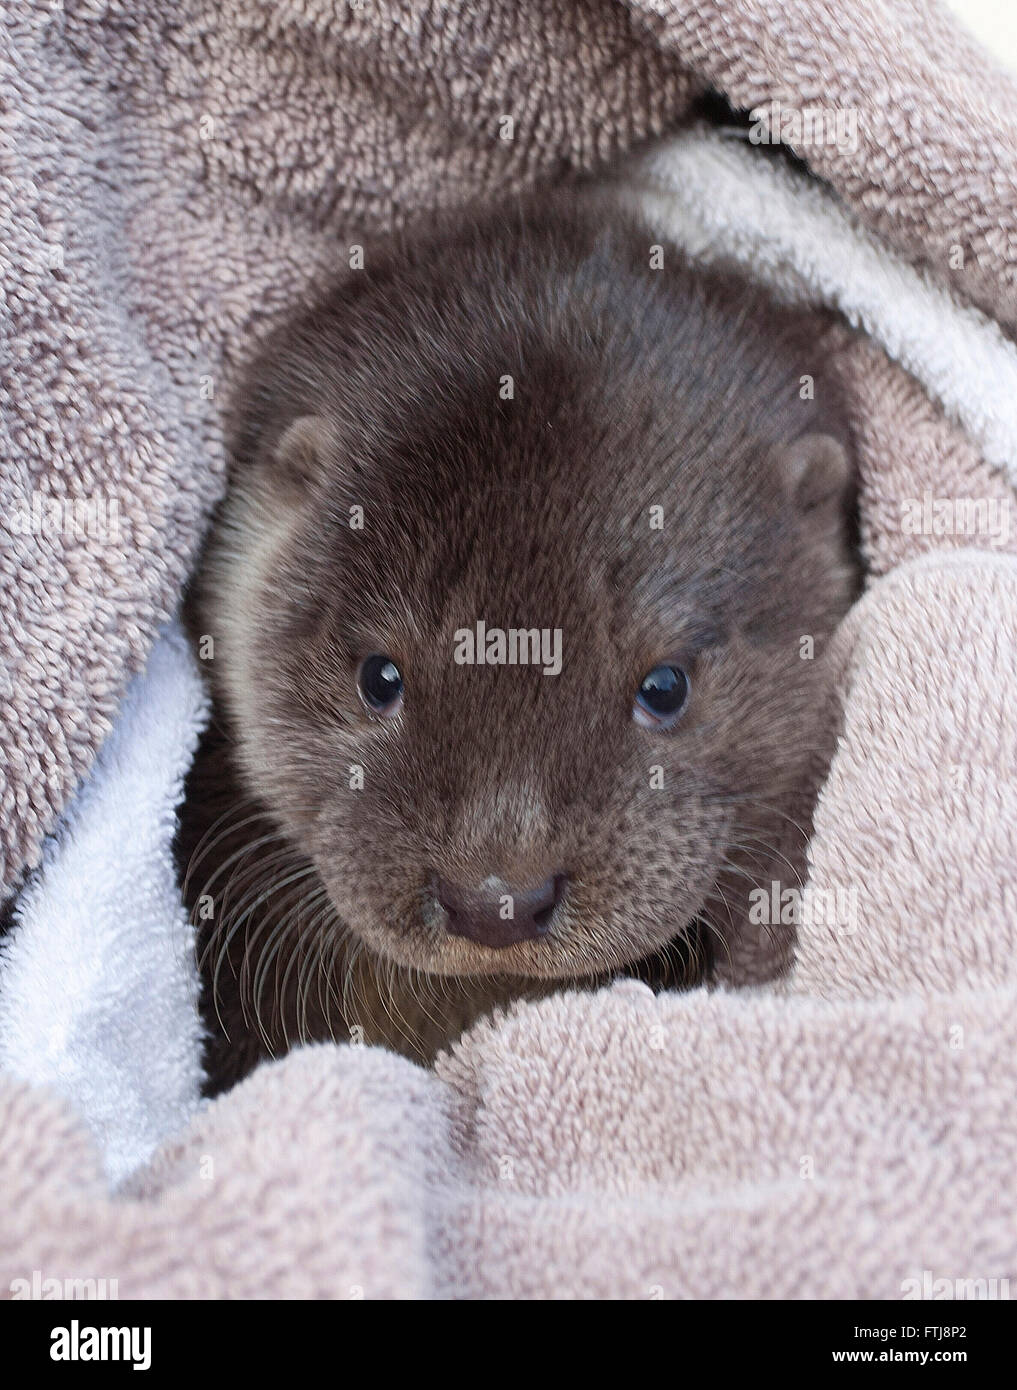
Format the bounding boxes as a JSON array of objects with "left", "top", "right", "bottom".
[{"left": 177, "top": 188, "right": 859, "bottom": 1092}]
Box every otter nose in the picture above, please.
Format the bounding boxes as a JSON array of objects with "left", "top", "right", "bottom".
[{"left": 437, "top": 874, "right": 564, "bottom": 949}]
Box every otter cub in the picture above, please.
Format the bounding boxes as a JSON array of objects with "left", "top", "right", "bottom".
[{"left": 178, "top": 188, "right": 858, "bottom": 1091}]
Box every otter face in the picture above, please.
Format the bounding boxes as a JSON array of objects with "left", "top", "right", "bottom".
[
  {"left": 198, "top": 206, "right": 858, "bottom": 1005},
  {"left": 206, "top": 346, "right": 855, "bottom": 987}
]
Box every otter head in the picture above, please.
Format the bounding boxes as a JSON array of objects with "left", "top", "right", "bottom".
[{"left": 203, "top": 224, "right": 857, "bottom": 995}]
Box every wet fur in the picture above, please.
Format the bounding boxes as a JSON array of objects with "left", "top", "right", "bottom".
[{"left": 177, "top": 188, "right": 859, "bottom": 1092}]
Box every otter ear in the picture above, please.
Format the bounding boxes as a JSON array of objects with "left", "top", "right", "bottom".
[
  {"left": 773, "top": 432, "right": 851, "bottom": 511},
  {"left": 272, "top": 414, "right": 331, "bottom": 488}
]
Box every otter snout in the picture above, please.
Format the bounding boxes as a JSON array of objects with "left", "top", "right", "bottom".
[{"left": 437, "top": 873, "right": 565, "bottom": 949}]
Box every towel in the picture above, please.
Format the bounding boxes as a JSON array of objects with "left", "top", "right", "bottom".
[{"left": 0, "top": 624, "right": 208, "bottom": 1186}]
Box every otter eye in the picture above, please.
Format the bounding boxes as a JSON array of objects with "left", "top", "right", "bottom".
[
  {"left": 358, "top": 654, "right": 404, "bottom": 716},
  {"left": 633, "top": 664, "right": 690, "bottom": 729}
]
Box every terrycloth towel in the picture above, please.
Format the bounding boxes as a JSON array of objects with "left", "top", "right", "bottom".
[
  {"left": 0, "top": 624, "right": 208, "bottom": 1186},
  {"left": 624, "top": 132, "right": 1017, "bottom": 481},
  {"left": 2, "top": 0, "right": 1017, "bottom": 1299}
]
